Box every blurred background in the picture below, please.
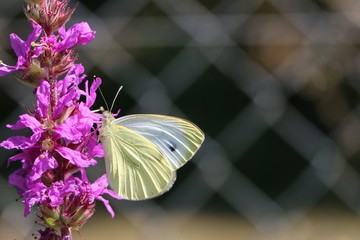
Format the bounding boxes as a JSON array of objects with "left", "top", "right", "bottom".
[{"left": 2, "top": 0, "right": 360, "bottom": 239}]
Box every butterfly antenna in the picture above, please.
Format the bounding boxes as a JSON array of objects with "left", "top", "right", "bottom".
[
  {"left": 98, "top": 87, "right": 109, "bottom": 111},
  {"left": 110, "top": 86, "right": 123, "bottom": 112}
]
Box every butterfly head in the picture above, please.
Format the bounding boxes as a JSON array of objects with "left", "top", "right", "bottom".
[{"left": 100, "top": 106, "right": 115, "bottom": 125}]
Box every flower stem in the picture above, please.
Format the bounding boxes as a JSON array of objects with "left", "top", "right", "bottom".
[
  {"left": 49, "top": 75, "right": 57, "bottom": 115},
  {"left": 61, "top": 227, "right": 72, "bottom": 240}
]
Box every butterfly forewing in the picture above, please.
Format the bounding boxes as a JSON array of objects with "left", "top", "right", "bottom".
[
  {"left": 114, "top": 114, "right": 205, "bottom": 170},
  {"left": 100, "top": 121, "right": 176, "bottom": 200}
]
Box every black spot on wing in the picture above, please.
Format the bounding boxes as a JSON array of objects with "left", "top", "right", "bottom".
[{"left": 166, "top": 141, "right": 177, "bottom": 152}]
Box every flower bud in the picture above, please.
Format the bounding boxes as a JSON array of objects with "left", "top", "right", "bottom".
[
  {"left": 41, "top": 170, "right": 56, "bottom": 187},
  {"left": 38, "top": 228, "right": 62, "bottom": 240},
  {"left": 39, "top": 192, "right": 96, "bottom": 229},
  {"left": 24, "top": 0, "right": 78, "bottom": 35},
  {"left": 15, "top": 61, "right": 45, "bottom": 87}
]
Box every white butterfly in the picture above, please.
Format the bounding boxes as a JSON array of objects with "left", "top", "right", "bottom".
[{"left": 99, "top": 108, "right": 204, "bottom": 200}]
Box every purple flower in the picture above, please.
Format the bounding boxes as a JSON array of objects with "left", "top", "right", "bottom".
[
  {"left": 1, "top": 85, "right": 97, "bottom": 166},
  {"left": 55, "top": 22, "right": 96, "bottom": 52},
  {"left": 38, "top": 174, "right": 120, "bottom": 227},
  {"left": 0, "top": 21, "right": 42, "bottom": 77},
  {"left": 1, "top": 1, "right": 123, "bottom": 236},
  {"left": 0, "top": 64, "right": 119, "bottom": 218},
  {"left": 0, "top": 21, "right": 96, "bottom": 85}
]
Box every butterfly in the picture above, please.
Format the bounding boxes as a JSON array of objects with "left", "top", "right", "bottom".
[{"left": 98, "top": 94, "right": 204, "bottom": 200}]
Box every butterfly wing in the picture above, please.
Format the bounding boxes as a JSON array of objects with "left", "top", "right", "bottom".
[
  {"left": 100, "top": 122, "right": 176, "bottom": 200},
  {"left": 114, "top": 114, "right": 205, "bottom": 170}
]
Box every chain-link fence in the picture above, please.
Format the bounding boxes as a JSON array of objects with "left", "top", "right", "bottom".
[{"left": 2, "top": 0, "right": 360, "bottom": 239}]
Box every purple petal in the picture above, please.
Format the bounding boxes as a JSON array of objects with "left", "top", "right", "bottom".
[
  {"left": 10, "top": 21, "right": 41, "bottom": 59},
  {"left": 8, "top": 152, "right": 27, "bottom": 166},
  {"left": 32, "top": 45, "right": 43, "bottom": 59},
  {"left": 91, "top": 174, "right": 122, "bottom": 217},
  {"left": 9, "top": 169, "right": 26, "bottom": 190},
  {"left": 79, "top": 103, "right": 100, "bottom": 122},
  {"left": 28, "top": 152, "right": 58, "bottom": 181},
  {"left": 97, "top": 195, "right": 116, "bottom": 218},
  {"left": 74, "top": 22, "right": 96, "bottom": 45},
  {"left": 8, "top": 114, "right": 41, "bottom": 132},
  {"left": 90, "top": 174, "right": 108, "bottom": 195},
  {"left": 0, "top": 134, "right": 40, "bottom": 149},
  {"left": 56, "top": 146, "right": 96, "bottom": 167},
  {"left": 56, "top": 22, "right": 95, "bottom": 51},
  {"left": 58, "top": 25, "right": 66, "bottom": 38},
  {"left": 79, "top": 168, "right": 89, "bottom": 183},
  {"left": 36, "top": 80, "right": 50, "bottom": 118},
  {"left": 55, "top": 106, "right": 96, "bottom": 142},
  {"left": 88, "top": 137, "right": 104, "bottom": 158},
  {"left": 103, "top": 188, "right": 123, "bottom": 200},
  {"left": 55, "top": 114, "right": 82, "bottom": 141},
  {"left": 8, "top": 148, "right": 39, "bottom": 168},
  {"left": 23, "top": 182, "right": 47, "bottom": 217},
  {"left": 0, "top": 65, "right": 17, "bottom": 76},
  {"left": 63, "top": 179, "right": 80, "bottom": 195},
  {"left": 8, "top": 152, "right": 27, "bottom": 161},
  {"left": 47, "top": 181, "right": 65, "bottom": 207},
  {"left": 62, "top": 63, "right": 86, "bottom": 86},
  {"left": 72, "top": 63, "right": 85, "bottom": 76},
  {"left": 7, "top": 21, "right": 41, "bottom": 74},
  {"left": 55, "top": 88, "right": 78, "bottom": 116},
  {"left": 10, "top": 33, "right": 26, "bottom": 58},
  {"left": 23, "top": 201, "right": 32, "bottom": 217},
  {"left": 86, "top": 77, "right": 102, "bottom": 107},
  {"left": 26, "top": 21, "right": 42, "bottom": 46}
]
